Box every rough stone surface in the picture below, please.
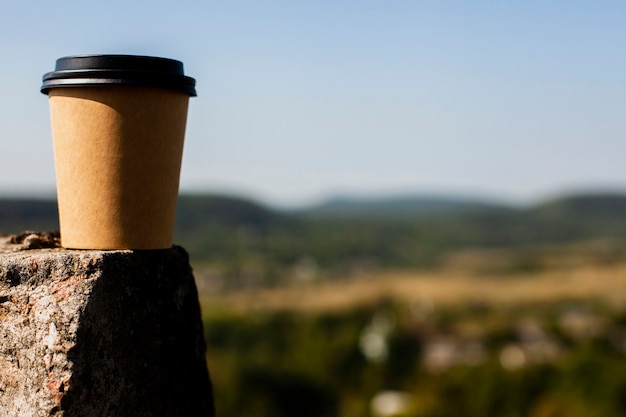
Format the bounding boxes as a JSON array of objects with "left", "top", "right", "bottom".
[{"left": 0, "top": 233, "right": 214, "bottom": 417}]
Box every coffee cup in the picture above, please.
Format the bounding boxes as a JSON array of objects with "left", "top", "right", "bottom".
[{"left": 41, "top": 55, "right": 196, "bottom": 249}]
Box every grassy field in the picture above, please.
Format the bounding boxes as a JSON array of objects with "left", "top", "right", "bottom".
[{"left": 199, "top": 254, "right": 626, "bottom": 314}]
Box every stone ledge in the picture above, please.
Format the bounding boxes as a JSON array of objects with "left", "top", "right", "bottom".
[{"left": 0, "top": 234, "right": 214, "bottom": 417}]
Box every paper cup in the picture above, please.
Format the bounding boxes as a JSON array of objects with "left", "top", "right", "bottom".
[{"left": 41, "top": 55, "right": 196, "bottom": 250}]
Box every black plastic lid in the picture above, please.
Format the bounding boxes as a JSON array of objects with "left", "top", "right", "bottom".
[{"left": 41, "top": 54, "right": 197, "bottom": 96}]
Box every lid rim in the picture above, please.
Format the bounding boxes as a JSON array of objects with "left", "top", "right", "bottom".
[
  {"left": 41, "top": 79, "right": 198, "bottom": 96},
  {"left": 41, "top": 54, "right": 197, "bottom": 96},
  {"left": 42, "top": 70, "right": 196, "bottom": 87}
]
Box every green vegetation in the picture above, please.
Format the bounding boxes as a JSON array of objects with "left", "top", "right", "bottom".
[
  {"left": 203, "top": 296, "right": 626, "bottom": 417},
  {"left": 187, "top": 192, "right": 626, "bottom": 417}
]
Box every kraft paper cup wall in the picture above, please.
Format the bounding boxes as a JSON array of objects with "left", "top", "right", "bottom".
[{"left": 41, "top": 55, "right": 197, "bottom": 250}]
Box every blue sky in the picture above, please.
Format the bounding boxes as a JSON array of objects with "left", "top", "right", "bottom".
[{"left": 1, "top": 1, "right": 625, "bottom": 206}]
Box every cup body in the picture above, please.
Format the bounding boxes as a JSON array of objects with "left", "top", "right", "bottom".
[{"left": 42, "top": 55, "right": 196, "bottom": 249}]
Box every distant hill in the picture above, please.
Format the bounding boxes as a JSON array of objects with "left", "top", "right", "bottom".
[
  {"left": 1, "top": 192, "right": 626, "bottom": 282},
  {"left": 521, "top": 194, "right": 626, "bottom": 241},
  {"left": 0, "top": 194, "right": 279, "bottom": 235},
  {"left": 175, "top": 194, "right": 277, "bottom": 230},
  {"left": 297, "top": 194, "right": 512, "bottom": 218},
  {"left": 531, "top": 194, "right": 626, "bottom": 219},
  {"left": 0, "top": 198, "right": 59, "bottom": 234},
  {"left": 1, "top": 192, "right": 626, "bottom": 233}
]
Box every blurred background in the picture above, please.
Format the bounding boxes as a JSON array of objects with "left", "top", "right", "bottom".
[{"left": 3, "top": 1, "right": 626, "bottom": 416}]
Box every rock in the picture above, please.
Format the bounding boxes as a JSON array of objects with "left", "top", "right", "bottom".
[{"left": 0, "top": 234, "right": 214, "bottom": 417}]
